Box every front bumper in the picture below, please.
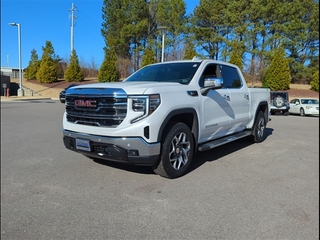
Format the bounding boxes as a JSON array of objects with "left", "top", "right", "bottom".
[
  {"left": 305, "top": 109, "right": 319, "bottom": 115},
  {"left": 63, "top": 129, "right": 160, "bottom": 166}
]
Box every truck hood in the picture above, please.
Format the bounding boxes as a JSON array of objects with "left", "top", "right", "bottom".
[{"left": 69, "top": 81, "right": 187, "bottom": 95}]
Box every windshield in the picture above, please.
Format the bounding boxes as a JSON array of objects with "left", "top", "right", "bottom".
[
  {"left": 301, "top": 99, "right": 319, "bottom": 104},
  {"left": 124, "top": 62, "right": 200, "bottom": 84}
]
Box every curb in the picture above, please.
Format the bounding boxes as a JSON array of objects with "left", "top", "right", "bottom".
[{"left": 1, "top": 97, "right": 59, "bottom": 102}]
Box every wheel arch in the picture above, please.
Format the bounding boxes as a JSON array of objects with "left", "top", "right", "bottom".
[
  {"left": 248, "top": 101, "right": 269, "bottom": 128},
  {"left": 157, "top": 108, "right": 199, "bottom": 150}
]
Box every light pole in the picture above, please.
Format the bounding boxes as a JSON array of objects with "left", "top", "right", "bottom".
[
  {"left": 9, "top": 22, "right": 24, "bottom": 96},
  {"left": 158, "top": 26, "right": 166, "bottom": 62}
]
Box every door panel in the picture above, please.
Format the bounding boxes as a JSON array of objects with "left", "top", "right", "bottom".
[
  {"left": 228, "top": 87, "right": 250, "bottom": 131},
  {"left": 219, "top": 64, "right": 250, "bottom": 132},
  {"left": 199, "top": 88, "right": 232, "bottom": 143}
]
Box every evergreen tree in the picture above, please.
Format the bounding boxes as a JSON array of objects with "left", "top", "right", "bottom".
[
  {"left": 36, "top": 41, "right": 58, "bottom": 83},
  {"left": 156, "top": 0, "right": 187, "bottom": 61},
  {"left": 281, "top": 0, "right": 318, "bottom": 83},
  {"left": 98, "top": 47, "right": 119, "bottom": 82},
  {"left": 262, "top": 48, "right": 291, "bottom": 91},
  {"left": 99, "top": 0, "right": 318, "bottom": 84},
  {"left": 102, "top": 0, "right": 146, "bottom": 59},
  {"left": 310, "top": 71, "right": 319, "bottom": 92},
  {"left": 228, "top": 41, "right": 243, "bottom": 71},
  {"left": 24, "top": 49, "right": 40, "bottom": 80},
  {"left": 64, "top": 50, "right": 84, "bottom": 82},
  {"left": 55, "top": 59, "right": 64, "bottom": 79},
  {"left": 184, "top": 41, "right": 197, "bottom": 60},
  {"left": 141, "top": 47, "right": 156, "bottom": 68},
  {"left": 190, "top": 0, "right": 228, "bottom": 59}
]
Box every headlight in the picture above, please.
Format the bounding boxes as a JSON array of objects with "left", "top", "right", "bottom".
[
  {"left": 130, "top": 94, "right": 161, "bottom": 123},
  {"left": 306, "top": 106, "right": 313, "bottom": 109}
]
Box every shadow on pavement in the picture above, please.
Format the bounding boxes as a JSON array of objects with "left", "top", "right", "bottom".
[{"left": 90, "top": 127, "right": 274, "bottom": 178}]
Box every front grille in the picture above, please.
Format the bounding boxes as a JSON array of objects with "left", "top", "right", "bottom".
[{"left": 65, "top": 88, "right": 127, "bottom": 127}]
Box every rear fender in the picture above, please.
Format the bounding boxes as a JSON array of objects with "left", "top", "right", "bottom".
[{"left": 247, "top": 101, "right": 269, "bottom": 129}]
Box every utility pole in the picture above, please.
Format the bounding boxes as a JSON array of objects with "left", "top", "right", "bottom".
[
  {"left": 9, "top": 22, "right": 24, "bottom": 96},
  {"left": 69, "top": 3, "right": 78, "bottom": 54},
  {"left": 158, "top": 26, "right": 167, "bottom": 62}
]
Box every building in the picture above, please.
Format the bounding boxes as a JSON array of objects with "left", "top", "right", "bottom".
[{"left": 1, "top": 67, "right": 25, "bottom": 79}]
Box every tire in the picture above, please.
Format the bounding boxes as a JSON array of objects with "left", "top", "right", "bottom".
[
  {"left": 152, "top": 122, "right": 194, "bottom": 179},
  {"left": 300, "top": 108, "right": 305, "bottom": 116},
  {"left": 273, "top": 97, "right": 285, "bottom": 108},
  {"left": 251, "top": 111, "right": 266, "bottom": 143}
]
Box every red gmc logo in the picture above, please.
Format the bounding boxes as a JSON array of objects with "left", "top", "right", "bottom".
[{"left": 74, "top": 100, "right": 97, "bottom": 107}]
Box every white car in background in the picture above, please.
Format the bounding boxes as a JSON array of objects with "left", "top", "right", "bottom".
[{"left": 289, "top": 98, "right": 319, "bottom": 116}]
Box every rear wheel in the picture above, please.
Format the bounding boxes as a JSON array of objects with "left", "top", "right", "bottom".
[
  {"left": 152, "top": 122, "right": 194, "bottom": 179},
  {"left": 251, "top": 111, "right": 266, "bottom": 143},
  {"left": 300, "top": 108, "right": 305, "bottom": 116}
]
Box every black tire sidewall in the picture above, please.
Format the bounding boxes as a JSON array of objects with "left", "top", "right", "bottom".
[
  {"left": 160, "top": 122, "right": 194, "bottom": 179},
  {"left": 253, "top": 111, "right": 266, "bottom": 143}
]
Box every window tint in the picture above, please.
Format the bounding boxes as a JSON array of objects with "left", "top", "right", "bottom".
[
  {"left": 199, "top": 64, "right": 218, "bottom": 88},
  {"left": 219, "top": 65, "right": 242, "bottom": 88}
]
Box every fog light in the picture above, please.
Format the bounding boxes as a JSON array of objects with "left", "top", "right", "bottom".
[{"left": 128, "top": 150, "right": 139, "bottom": 156}]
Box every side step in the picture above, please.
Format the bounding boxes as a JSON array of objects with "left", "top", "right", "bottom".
[{"left": 198, "top": 130, "right": 252, "bottom": 151}]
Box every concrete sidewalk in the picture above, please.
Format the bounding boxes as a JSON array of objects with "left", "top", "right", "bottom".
[{"left": 1, "top": 96, "right": 59, "bottom": 102}]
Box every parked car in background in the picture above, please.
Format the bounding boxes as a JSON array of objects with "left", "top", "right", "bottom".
[
  {"left": 269, "top": 91, "right": 290, "bottom": 115},
  {"left": 289, "top": 98, "right": 319, "bottom": 116},
  {"left": 60, "top": 84, "right": 78, "bottom": 103}
]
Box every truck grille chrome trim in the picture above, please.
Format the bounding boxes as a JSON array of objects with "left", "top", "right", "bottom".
[{"left": 65, "top": 88, "right": 127, "bottom": 127}]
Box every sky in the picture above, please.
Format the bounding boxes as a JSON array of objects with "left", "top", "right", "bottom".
[{"left": 1, "top": 0, "right": 199, "bottom": 69}]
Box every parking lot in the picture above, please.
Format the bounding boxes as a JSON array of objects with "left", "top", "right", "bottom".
[{"left": 1, "top": 100, "right": 319, "bottom": 239}]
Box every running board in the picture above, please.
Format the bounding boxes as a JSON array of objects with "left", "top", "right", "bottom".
[{"left": 198, "top": 130, "right": 252, "bottom": 151}]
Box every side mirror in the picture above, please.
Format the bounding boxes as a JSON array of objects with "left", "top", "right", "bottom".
[
  {"left": 204, "top": 77, "right": 223, "bottom": 88},
  {"left": 201, "top": 77, "right": 224, "bottom": 95}
]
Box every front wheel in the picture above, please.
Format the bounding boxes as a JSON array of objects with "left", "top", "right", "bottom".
[
  {"left": 251, "top": 111, "right": 267, "bottom": 143},
  {"left": 300, "top": 108, "right": 305, "bottom": 116},
  {"left": 152, "top": 122, "right": 194, "bottom": 179}
]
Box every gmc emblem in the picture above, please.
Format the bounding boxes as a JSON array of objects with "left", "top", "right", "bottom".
[{"left": 74, "top": 100, "right": 97, "bottom": 107}]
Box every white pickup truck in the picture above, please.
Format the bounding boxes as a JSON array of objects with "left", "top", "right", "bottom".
[{"left": 62, "top": 59, "right": 270, "bottom": 178}]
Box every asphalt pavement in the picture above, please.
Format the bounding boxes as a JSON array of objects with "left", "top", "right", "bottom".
[{"left": 1, "top": 100, "right": 319, "bottom": 239}]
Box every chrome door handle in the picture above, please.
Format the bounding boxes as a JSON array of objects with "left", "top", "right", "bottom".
[{"left": 244, "top": 94, "right": 249, "bottom": 100}]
